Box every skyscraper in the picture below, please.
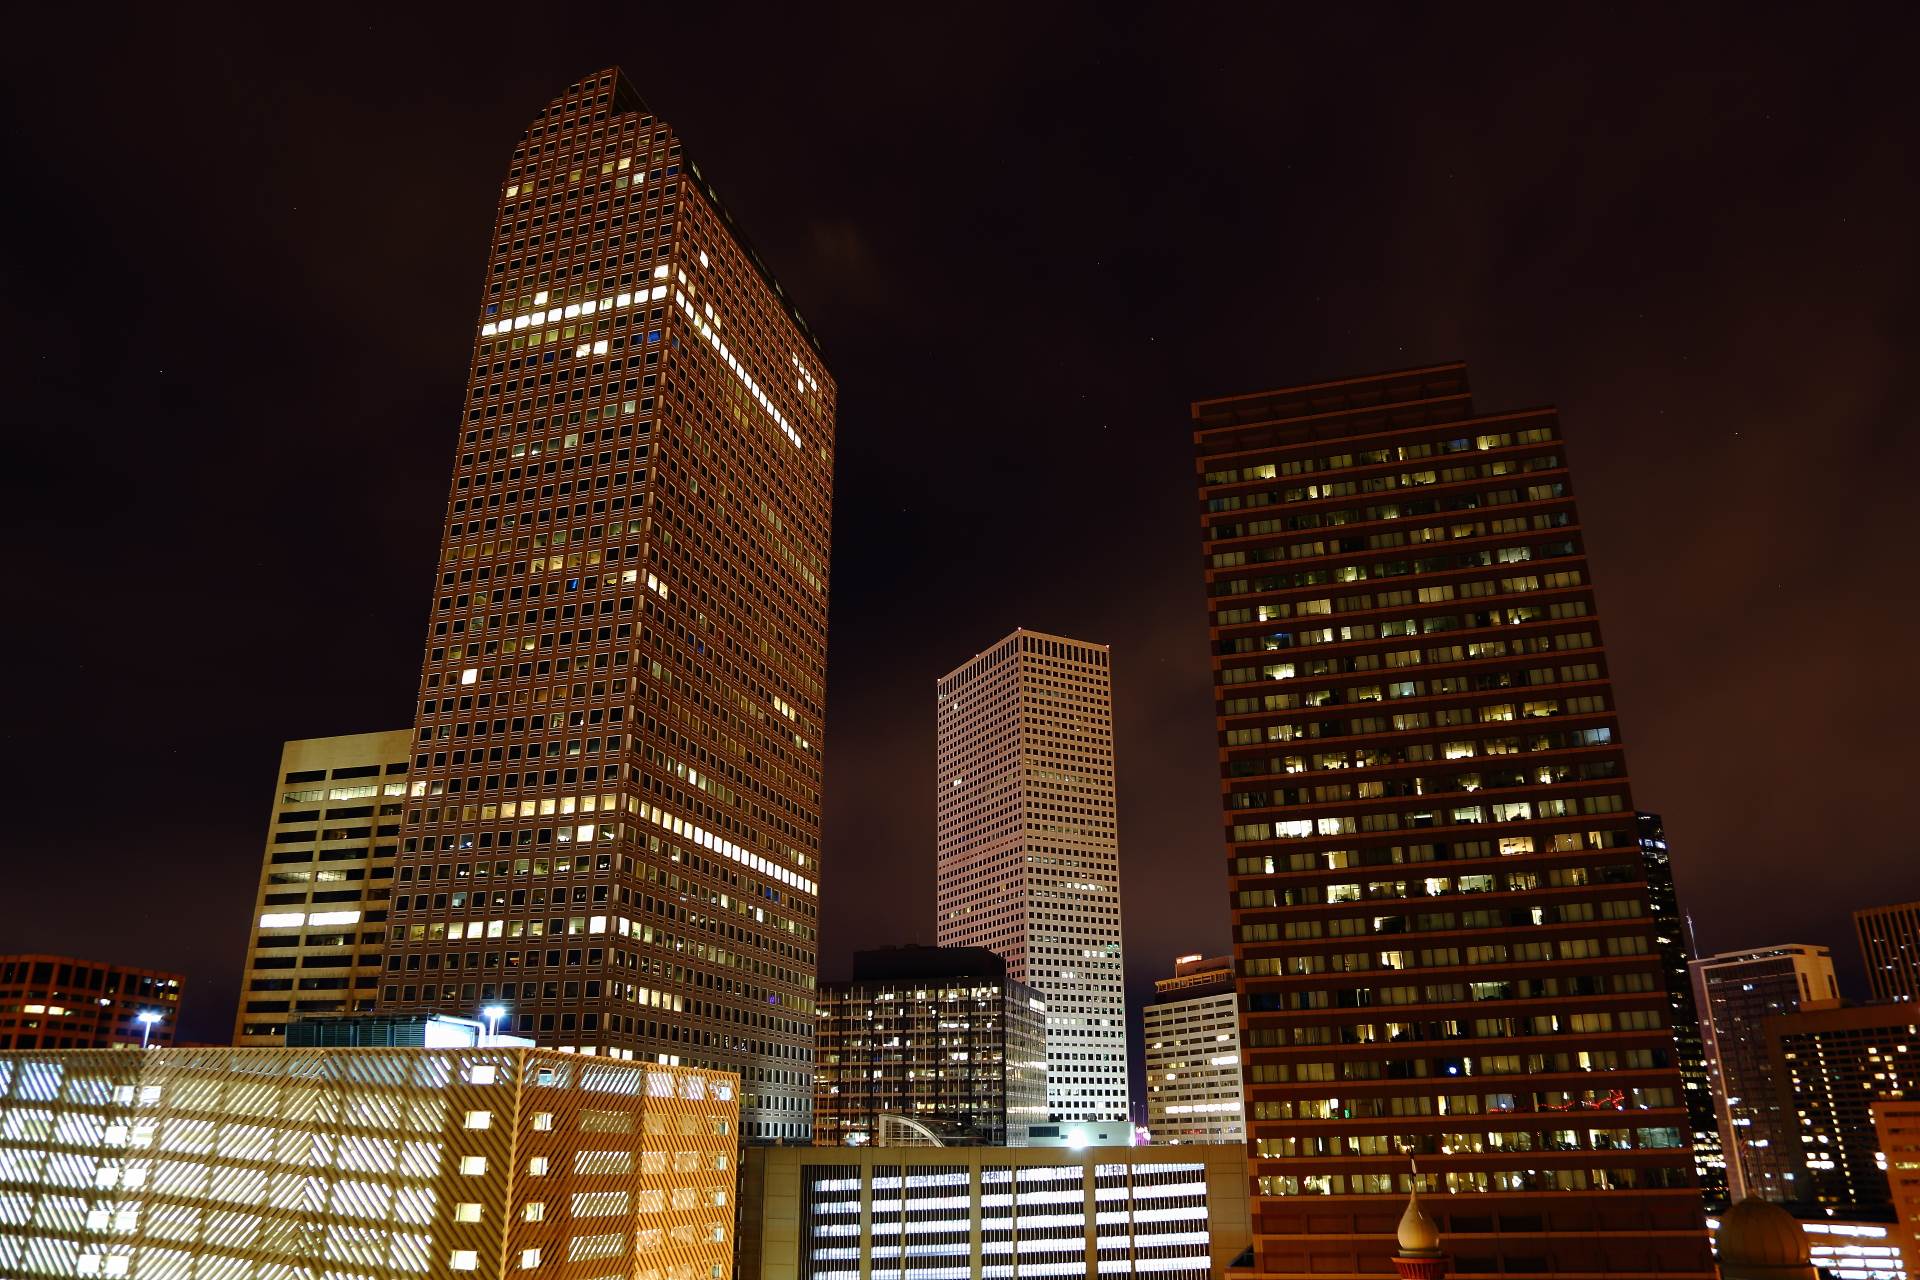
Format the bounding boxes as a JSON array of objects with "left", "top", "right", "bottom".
[
  {"left": 1691, "top": 944, "right": 1840, "bottom": 1205},
  {"left": 1144, "top": 954, "right": 1247, "bottom": 1145},
  {"left": 936, "top": 629, "right": 1129, "bottom": 1123},
  {"left": 1193, "top": 364, "right": 1712, "bottom": 1279},
  {"left": 1637, "top": 812, "right": 1726, "bottom": 1205},
  {"left": 1855, "top": 900, "right": 1920, "bottom": 1004},
  {"left": 377, "top": 69, "right": 836, "bottom": 1142},
  {"left": 234, "top": 729, "right": 411, "bottom": 1046}
]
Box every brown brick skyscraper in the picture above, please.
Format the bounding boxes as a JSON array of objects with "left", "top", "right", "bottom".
[
  {"left": 379, "top": 69, "right": 834, "bottom": 1141},
  {"left": 1192, "top": 365, "right": 1710, "bottom": 1278}
]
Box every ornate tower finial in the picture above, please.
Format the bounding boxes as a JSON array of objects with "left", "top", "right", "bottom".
[{"left": 1392, "top": 1156, "right": 1448, "bottom": 1280}]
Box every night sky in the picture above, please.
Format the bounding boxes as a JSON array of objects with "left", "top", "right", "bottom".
[{"left": 4, "top": 9, "right": 1918, "bottom": 1065}]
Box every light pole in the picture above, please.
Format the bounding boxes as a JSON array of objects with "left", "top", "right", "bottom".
[
  {"left": 135, "top": 1010, "right": 162, "bottom": 1049},
  {"left": 481, "top": 1005, "right": 507, "bottom": 1040}
]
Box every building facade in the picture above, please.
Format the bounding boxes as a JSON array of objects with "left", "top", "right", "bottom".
[
  {"left": 0, "top": 1045, "right": 737, "bottom": 1280},
  {"left": 1636, "top": 812, "right": 1725, "bottom": 1204},
  {"left": 812, "top": 946, "right": 1047, "bottom": 1148},
  {"left": 935, "top": 629, "right": 1128, "bottom": 1123},
  {"left": 0, "top": 957, "right": 182, "bottom": 1052},
  {"left": 1193, "top": 364, "right": 1712, "bottom": 1279},
  {"left": 1857, "top": 902, "right": 1920, "bottom": 1005},
  {"left": 737, "top": 1142, "right": 1250, "bottom": 1280},
  {"left": 234, "top": 730, "right": 412, "bottom": 1045},
  {"left": 1874, "top": 1101, "right": 1920, "bottom": 1263},
  {"left": 1144, "top": 954, "right": 1246, "bottom": 1145},
  {"left": 374, "top": 68, "right": 836, "bottom": 1142},
  {"left": 1770, "top": 1004, "right": 1920, "bottom": 1217},
  {"left": 1691, "top": 944, "right": 1840, "bottom": 1205}
]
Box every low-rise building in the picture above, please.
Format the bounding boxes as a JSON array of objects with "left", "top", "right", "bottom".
[
  {"left": 0, "top": 1045, "right": 736, "bottom": 1279},
  {"left": 0, "top": 956, "right": 183, "bottom": 1051},
  {"left": 737, "top": 1142, "right": 1250, "bottom": 1280}
]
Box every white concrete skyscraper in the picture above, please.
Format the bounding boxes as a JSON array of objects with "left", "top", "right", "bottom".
[{"left": 935, "top": 628, "right": 1129, "bottom": 1123}]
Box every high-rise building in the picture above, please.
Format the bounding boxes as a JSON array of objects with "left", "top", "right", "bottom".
[
  {"left": 1637, "top": 812, "right": 1725, "bottom": 1205},
  {"left": 737, "top": 1142, "right": 1251, "bottom": 1280},
  {"left": 1144, "top": 953, "right": 1246, "bottom": 1145},
  {"left": 1691, "top": 944, "right": 1840, "bottom": 1205},
  {"left": 1769, "top": 1004, "right": 1920, "bottom": 1217},
  {"left": 935, "top": 629, "right": 1128, "bottom": 1123},
  {"left": 0, "top": 955, "right": 183, "bottom": 1051},
  {"left": 1857, "top": 901, "right": 1920, "bottom": 1004},
  {"left": 1193, "top": 364, "right": 1713, "bottom": 1279},
  {"left": 375, "top": 69, "right": 836, "bottom": 1142},
  {"left": 0, "top": 1045, "right": 738, "bottom": 1279},
  {"left": 234, "top": 730, "right": 411, "bottom": 1045},
  {"left": 812, "top": 945, "right": 1047, "bottom": 1148}
]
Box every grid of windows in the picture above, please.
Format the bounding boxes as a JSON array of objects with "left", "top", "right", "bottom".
[
  {"left": 813, "top": 955, "right": 1047, "bottom": 1148},
  {"left": 935, "top": 631, "right": 1128, "bottom": 1122},
  {"left": 1193, "top": 364, "right": 1711, "bottom": 1279},
  {"left": 784, "top": 1152, "right": 1226, "bottom": 1280},
  {"left": 376, "top": 68, "right": 835, "bottom": 1142}
]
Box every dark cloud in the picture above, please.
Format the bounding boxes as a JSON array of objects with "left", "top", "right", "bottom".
[{"left": 1, "top": 6, "right": 1916, "bottom": 1067}]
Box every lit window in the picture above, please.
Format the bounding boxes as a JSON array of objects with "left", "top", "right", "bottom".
[
  {"left": 527, "top": 1156, "right": 548, "bottom": 1176},
  {"left": 524, "top": 1201, "right": 546, "bottom": 1222},
  {"left": 460, "top": 1156, "right": 487, "bottom": 1176},
  {"left": 454, "top": 1203, "right": 482, "bottom": 1223},
  {"left": 532, "top": 1112, "right": 554, "bottom": 1131},
  {"left": 465, "top": 1064, "right": 496, "bottom": 1085},
  {"left": 520, "top": 1247, "right": 542, "bottom": 1268},
  {"left": 464, "top": 1110, "right": 492, "bottom": 1130},
  {"left": 451, "top": 1251, "right": 478, "bottom": 1271}
]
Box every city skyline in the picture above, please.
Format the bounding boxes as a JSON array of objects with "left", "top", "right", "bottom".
[{"left": 4, "top": 8, "right": 1918, "bottom": 1084}]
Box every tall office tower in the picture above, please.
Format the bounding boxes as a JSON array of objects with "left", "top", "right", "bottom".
[
  {"left": 1856, "top": 900, "right": 1920, "bottom": 1004},
  {"left": 1193, "top": 364, "right": 1714, "bottom": 1280},
  {"left": 936, "top": 629, "right": 1129, "bottom": 1123},
  {"left": 1770, "top": 1004, "right": 1920, "bottom": 1216},
  {"left": 1144, "top": 953, "right": 1247, "bottom": 1145},
  {"left": 1637, "top": 812, "right": 1726, "bottom": 1205},
  {"left": 1690, "top": 944, "right": 1840, "bottom": 1205},
  {"left": 0, "top": 956, "right": 183, "bottom": 1050},
  {"left": 812, "top": 945, "right": 1048, "bottom": 1148},
  {"left": 234, "top": 730, "right": 411, "bottom": 1045},
  {"left": 377, "top": 69, "right": 836, "bottom": 1142}
]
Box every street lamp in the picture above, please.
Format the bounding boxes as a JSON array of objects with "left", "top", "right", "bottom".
[
  {"left": 481, "top": 1005, "right": 507, "bottom": 1039},
  {"left": 135, "top": 1010, "right": 163, "bottom": 1049}
]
